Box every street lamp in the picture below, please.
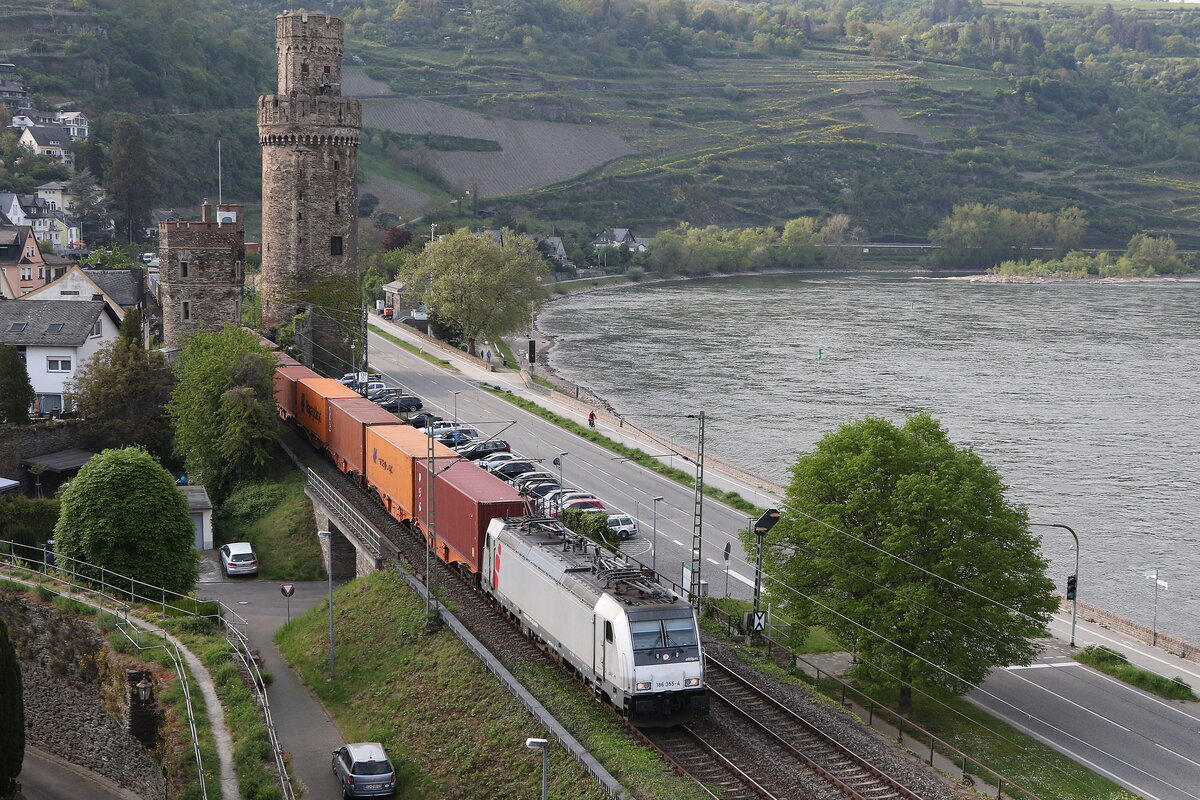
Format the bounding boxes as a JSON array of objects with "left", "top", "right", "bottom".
[
  {"left": 136, "top": 676, "right": 154, "bottom": 702},
  {"left": 525, "top": 738, "right": 548, "bottom": 800},
  {"left": 451, "top": 391, "right": 461, "bottom": 425},
  {"left": 1031, "top": 522, "right": 1080, "bottom": 647},
  {"left": 651, "top": 496, "right": 663, "bottom": 573},
  {"left": 317, "top": 530, "right": 335, "bottom": 678},
  {"left": 552, "top": 453, "right": 566, "bottom": 487}
]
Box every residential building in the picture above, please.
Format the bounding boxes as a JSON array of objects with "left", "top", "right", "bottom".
[
  {"left": 35, "top": 181, "right": 74, "bottom": 214},
  {"left": 593, "top": 227, "right": 644, "bottom": 251},
  {"left": 0, "top": 299, "right": 120, "bottom": 414},
  {"left": 0, "top": 225, "right": 51, "bottom": 298},
  {"left": 18, "top": 125, "right": 72, "bottom": 163},
  {"left": 21, "top": 265, "right": 141, "bottom": 326},
  {"left": 0, "top": 64, "right": 30, "bottom": 112},
  {"left": 11, "top": 111, "right": 88, "bottom": 140},
  {"left": 56, "top": 112, "right": 88, "bottom": 140}
]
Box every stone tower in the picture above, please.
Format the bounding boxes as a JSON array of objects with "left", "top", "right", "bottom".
[
  {"left": 258, "top": 10, "right": 360, "bottom": 374},
  {"left": 158, "top": 200, "right": 245, "bottom": 348}
]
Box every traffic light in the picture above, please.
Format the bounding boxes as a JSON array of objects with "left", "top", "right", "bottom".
[{"left": 1066, "top": 574, "right": 1077, "bottom": 600}]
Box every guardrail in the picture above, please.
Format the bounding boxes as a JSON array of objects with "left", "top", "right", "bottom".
[
  {"left": 305, "top": 467, "right": 387, "bottom": 557},
  {"left": 0, "top": 541, "right": 295, "bottom": 800}
]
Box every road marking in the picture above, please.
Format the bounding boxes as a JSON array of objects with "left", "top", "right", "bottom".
[{"left": 1006, "top": 662, "right": 1084, "bottom": 670}]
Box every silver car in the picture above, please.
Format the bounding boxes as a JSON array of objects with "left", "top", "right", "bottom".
[
  {"left": 332, "top": 742, "right": 396, "bottom": 797},
  {"left": 607, "top": 514, "right": 638, "bottom": 540},
  {"left": 219, "top": 542, "right": 259, "bottom": 577}
]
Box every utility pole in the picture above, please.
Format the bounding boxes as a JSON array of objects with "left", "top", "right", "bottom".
[{"left": 687, "top": 412, "right": 705, "bottom": 608}]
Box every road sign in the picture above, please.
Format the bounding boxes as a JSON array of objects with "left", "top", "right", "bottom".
[
  {"left": 723, "top": 542, "right": 731, "bottom": 567},
  {"left": 751, "top": 611, "right": 767, "bottom": 632},
  {"left": 280, "top": 583, "right": 295, "bottom": 597}
]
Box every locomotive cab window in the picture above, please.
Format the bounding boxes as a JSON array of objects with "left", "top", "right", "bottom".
[{"left": 604, "top": 621, "right": 613, "bottom": 644}]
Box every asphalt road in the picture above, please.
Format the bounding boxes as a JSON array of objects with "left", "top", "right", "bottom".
[
  {"left": 199, "top": 578, "right": 349, "bottom": 800},
  {"left": 19, "top": 746, "right": 139, "bottom": 800},
  {"left": 367, "top": 327, "right": 762, "bottom": 602}
]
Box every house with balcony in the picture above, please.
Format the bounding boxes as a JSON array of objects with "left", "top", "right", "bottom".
[
  {"left": 18, "top": 125, "right": 72, "bottom": 164},
  {"left": 0, "top": 299, "right": 120, "bottom": 414}
]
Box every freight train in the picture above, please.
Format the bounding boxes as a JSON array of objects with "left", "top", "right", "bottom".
[{"left": 270, "top": 356, "right": 708, "bottom": 723}]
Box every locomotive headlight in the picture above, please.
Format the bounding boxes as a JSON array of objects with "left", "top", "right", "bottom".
[
  {"left": 685, "top": 677, "right": 700, "bottom": 687},
  {"left": 635, "top": 681, "right": 652, "bottom": 691}
]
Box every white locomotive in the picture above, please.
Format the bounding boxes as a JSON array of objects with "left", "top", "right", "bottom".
[{"left": 482, "top": 516, "right": 708, "bottom": 724}]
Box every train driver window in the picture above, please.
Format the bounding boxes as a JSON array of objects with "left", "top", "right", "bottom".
[
  {"left": 664, "top": 618, "right": 698, "bottom": 647},
  {"left": 605, "top": 621, "right": 613, "bottom": 643},
  {"left": 630, "top": 620, "right": 665, "bottom": 651}
]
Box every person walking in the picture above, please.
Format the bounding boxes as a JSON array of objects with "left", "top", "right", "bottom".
[{"left": 588, "top": 411, "right": 596, "bottom": 429}]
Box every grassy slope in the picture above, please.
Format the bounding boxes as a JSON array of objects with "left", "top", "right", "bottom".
[{"left": 275, "top": 570, "right": 709, "bottom": 800}]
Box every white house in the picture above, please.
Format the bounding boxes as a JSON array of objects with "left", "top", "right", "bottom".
[{"left": 0, "top": 299, "right": 121, "bottom": 414}]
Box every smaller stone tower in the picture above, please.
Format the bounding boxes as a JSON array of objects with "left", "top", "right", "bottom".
[{"left": 158, "top": 200, "right": 245, "bottom": 348}]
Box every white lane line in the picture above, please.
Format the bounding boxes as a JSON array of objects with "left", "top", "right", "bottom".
[{"left": 1006, "top": 662, "right": 1085, "bottom": 670}]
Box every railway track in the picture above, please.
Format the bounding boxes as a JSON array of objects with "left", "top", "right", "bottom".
[
  {"left": 668, "top": 656, "right": 929, "bottom": 800},
  {"left": 295, "top": 437, "right": 954, "bottom": 800}
]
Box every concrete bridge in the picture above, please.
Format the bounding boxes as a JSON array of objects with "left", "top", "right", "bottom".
[{"left": 304, "top": 468, "right": 393, "bottom": 580}]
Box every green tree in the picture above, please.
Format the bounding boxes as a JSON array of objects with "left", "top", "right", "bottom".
[
  {"left": 168, "top": 325, "right": 277, "bottom": 497},
  {"left": 0, "top": 616, "right": 22, "bottom": 797},
  {"left": 0, "top": 345, "right": 34, "bottom": 425},
  {"left": 395, "top": 228, "right": 548, "bottom": 354},
  {"left": 53, "top": 447, "right": 197, "bottom": 595},
  {"left": 67, "top": 336, "right": 173, "bottom": 454},
  {"left": 105, "top": 119, "right": 157, "bottom": 244},
  {"left": 65, "top": 169, "right": 111, "bottom": 246},
  {"left": 759, "top": 413, "right": 1057, "bottom": 712},
  {"left": 119, "top": 308, "right": 143, "bottom": 343}
]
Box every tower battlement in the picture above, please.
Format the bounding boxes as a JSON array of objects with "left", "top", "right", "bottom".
[
  {"left": 257, "top": 94, "right": 362, "bottom": 134},
  {"left": 274, "top": 11, "right": 346, "bottom": 96}
]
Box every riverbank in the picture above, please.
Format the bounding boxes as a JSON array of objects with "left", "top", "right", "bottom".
[{"left": 946, "top": 272, "right": 1200, "bottom": 283}]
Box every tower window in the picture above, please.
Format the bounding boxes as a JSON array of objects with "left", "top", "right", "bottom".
[
  {"left": 334, "top": 201, "right": 341, "bottom": 215},
  {"left": 331, "top": 236, "right": 343, "bottom": 256},
  {"left": 324, "top": 66, "right": 331, "bottom": 74},
  {"left": 182, "top": 302, "right": 192, "bottom": 321},
  {"left": 298, "top": 211, "right": 303, "bottom": 221},
  {"left": 180, "top": 261, "right": 189, "bottom": 278},
  {"left": 333, "top": 161, "right": 339, "bottom": 171},
  {"left": 235, "top": 261, "right": 242, "bottom": 280},
  {"left": 301, "top": 62, "right": 309, "bottom": 75}
]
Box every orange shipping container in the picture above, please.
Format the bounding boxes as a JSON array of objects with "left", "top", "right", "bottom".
[
  {"left": 296, "top": 377, "right": 359, "bottom": 444},
  {"left": 326, "top": 398, "right": 402, "bottom": 475},
  {"left": 274, "top": 365, "right": 319, "bottom": 421},
  {"left": 365, "top": 425, "right": 458, "bottom": 523}
]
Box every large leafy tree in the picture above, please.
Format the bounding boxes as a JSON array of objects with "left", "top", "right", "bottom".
[
  {"left": 67, "top": 333, "right": 173, "bottom": 455},
  {"left": 105, "top": 119, "right": 157, "bottom": 244},
  {"left": 395, "top": 228, "right": 548, "bottom": 354},
  {"left": 0, "top": 345, "right": 34, "bottom": 425},
  {"left": 759, "top": 413, "right": 1057, "bottom": 712},
  {"left": 53, "top": 447, "right": 196, "bottom": 595},
  {"left": 168, "top": 325, "right": 277, "bottom": 497},
  {"left": 0, "top": 615, "right": 22, "bottom": 797}
]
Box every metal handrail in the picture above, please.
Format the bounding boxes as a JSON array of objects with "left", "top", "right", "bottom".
[
  {"left": 306, "top": 468, "right": 385, "bottom": 556},
  {"left": 0, "top": 540, "right": 295, "bottom": 800}
]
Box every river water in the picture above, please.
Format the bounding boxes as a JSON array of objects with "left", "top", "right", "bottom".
[{"left": 538, "top": 272, "right": 1200, "bottom": 643}]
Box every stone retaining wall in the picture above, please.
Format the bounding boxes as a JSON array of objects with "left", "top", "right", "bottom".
[
  {"left": 0, "top": 592, "right": 166, "bottom": 799},
  {"left": 1072, "top": 599, "right": 1200, "bottom": 664},
  {"left": 0, "top": 420, "right": 84, "bottom": 481}
]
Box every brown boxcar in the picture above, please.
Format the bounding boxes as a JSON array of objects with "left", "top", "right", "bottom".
[
  {"left": 326, "top": 398, "right": 402, "bottom": 475},
  {"left": 414, "top": 460, "right": 530, "bottom": 573},
  {"left": 296, "top": 377, "right": 360, "bottom": 444},
  {"left": 274, "top": 365, "right": 320, "bottom": 421},
  {"left": 364, "top": 425, "right": 459, "bottom": 524}
]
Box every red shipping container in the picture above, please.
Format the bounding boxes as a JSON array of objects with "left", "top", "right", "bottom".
[
  {"left": 414, "top": 460, "right": 530, "bottom": 573},
  {"left": 274, "top": 365, "right": 319, "bottom": 421},
  {"left": 365, "top": 426, "right": 459, "bottom": 524},
  {"left": 326, "top": 397, "right": 402, "bottom": 475},
  {"left": 296, "top": 378, "right": 359, "bottom": 444}
]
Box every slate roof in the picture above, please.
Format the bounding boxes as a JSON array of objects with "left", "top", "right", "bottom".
[
  {"left": 23, "top": 125, "right": 68, "bottom": 148},
  {"left": 0, "top": 299, "right": 105, "bottom": 346},
  {"left": 83, "top": 269, "right": 143, "bottom": 309},
  {"left": 0, "top": 225, "right": 34, "bottom": 266}
]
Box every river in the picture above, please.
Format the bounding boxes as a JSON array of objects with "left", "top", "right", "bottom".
[{"left": 537, "top": 272, "right": 1200, "bottom": 644}]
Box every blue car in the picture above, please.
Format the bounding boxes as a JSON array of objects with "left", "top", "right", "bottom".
[{"left": 435, "top": 429, "right": 476, "bottom": 448}]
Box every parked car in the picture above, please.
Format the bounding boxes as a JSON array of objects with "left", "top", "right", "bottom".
[
  {"left": 338, "top": 372, "right": 382, "bottom": 386},
  {"left": 538, "top": 489, "right": 596, "bottom": 514},
  {"left": 332, "top": 742, "right": 397, "bottom": 798},
  {"left": 436, "top": 430, "right": 476, "bottom": 448},
  {"left": 219, "top": 542, "right": 259, "bottom": 577},
  {"left": 492, "top": 461, "right": 538, "bottom": 480},
  {"left": 479, "top": 452, "right": 523, "bottom": 469},
  {"left": 556, "top": 498, "right": 608, "bottom": 516},
  {"left": 357, "top": 381, "right": 388, "bottom": 397},
  {"left": 373, "top": 393, "right": 423, "bottom": 412},
  {"left": 456, "top": 439, "right": 511, "bottom": 460},
  {"left": 511, "top": 471, "right": 557, "bottom": 490},
  {"left": 606, "top": 514, "right": 638, "bottom": 540},
  {"left": 407, "top": 413, "right": 443, "bottom": 429},
  {"left": 426, "top": 421, "right": 466, "bottom": 436},
  {"left": 524, "top": 482, "right": 563, "bottom": 500}
]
